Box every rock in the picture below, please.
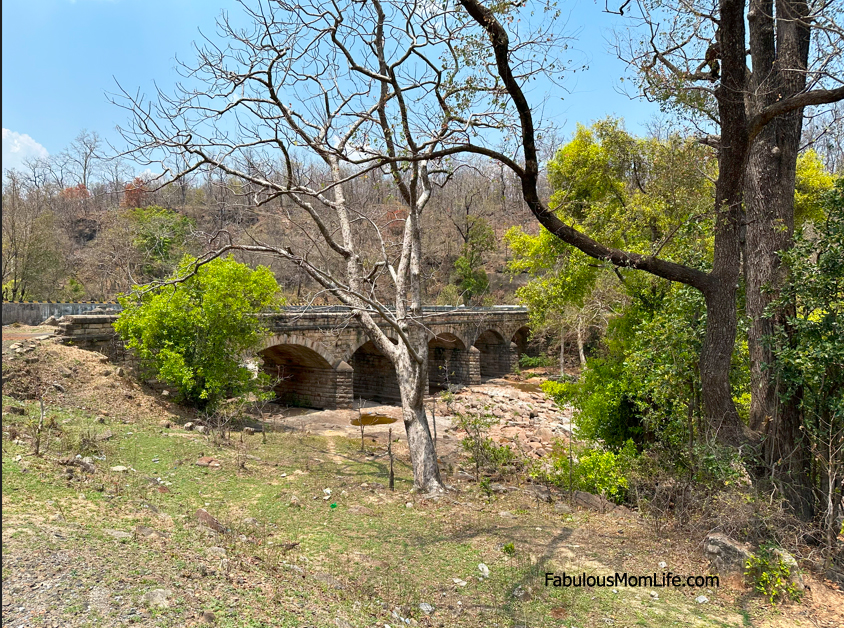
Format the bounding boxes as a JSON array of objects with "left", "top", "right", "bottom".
[
  {"left": 195, "top": 457, "right": 221, "bottom": 468},
  {"left": 140, "top": 589, "right": 172, "bottom": 609},
  {"left": 405, "top": 501, "right": 413, "bottom": 508},
  {"left": 526, "top": 484, "right": 552, "bottom": 503},
  {"left": 41, "top": 316, "right": 59, "bottom": 326},
  {"left": 96, "top": 429, "right": 114, "bottom": 442},
  {"left": 105, "top": 529, "right": 133, "bottom": 540},
  {"left": 536, "top": 427, "right": 555, "bottom": 442},
  {"left": 571, "top": 490, "right": 616, "bottom": 512},
  {"left": 489, "top": 483, "right": 509, "bottom": 494},
  {"left": 161, "top": 390, "right": 170, "bottom": 397},
  {"left": 206, "top": 546, "right": 227, "bottom": 558},
  {"left": 184, "top": 422, "right": 195, "bottom": 431},
  {"left": 704, "top": 534, "right": 754, "bottom": 574},
  {"left": 134, "top": 526, "right": 167, "bottom": 539},
  {"left": 78, "top": 461, "right": 96, "bottom": 474},
  {"left": 110, "top": 466, "right": 129, "bottom": 473},
  {"left": 649, "top": 591, "right": 659, "bottom": 599},
  {"left": 195, "top": 508, "right": 225, "bottom": 533},
  {"left": 200, "top": 610, "right": 216, "bottom": 624},
  {"left": 658, "top": 561, "right": 667, "bottom": 569},
  {"left": 452, "top": 578, "right": 467, "bottom": 587},
  {"left": 419, "top": 602, "right": 434, "bottom": 614},
  {"left": 348, "top": 505, "right": 374, "bottom": 516},
  {"left": 196, "top": 425, "right": 210, "bottom": 435},
  {"left": 772, "top": 548, "right": 804, "bottom": 591},
  {"left": 554, "top": 502, "right": 572, "bottom": 514},
  {"left": 478, "top": 563, "right": 490, "bottom": 579},
  {"left": 695, "top": 595, "right": 709, "bottom": 604}
]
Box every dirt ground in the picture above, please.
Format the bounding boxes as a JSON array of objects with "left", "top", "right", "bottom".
[{"left": 2, "top": 324, "right": 842, "bottom": 628}]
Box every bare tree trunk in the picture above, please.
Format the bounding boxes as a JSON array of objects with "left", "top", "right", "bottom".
[
  {"left": 559, "top": 322, "right": 565, "bottom": 378},
  {"left": 576, "top": 317, "right": 586, "bottom": 367}
]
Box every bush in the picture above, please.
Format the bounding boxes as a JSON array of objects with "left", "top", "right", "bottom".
[
  {"left": 116, "top": 255, "right": 282, "bottom": 410},
  {"left": 539, "top": 439, "right": 638, "bottom": 504},
  {"left": 454, "top": 406, "right": 521, "bottom": 478},
  {"left": 518, "top": 354, "right": 554, "bottom": 369},
  {"left": 745, "top": 545, "right": 804, "bottom": 605}
]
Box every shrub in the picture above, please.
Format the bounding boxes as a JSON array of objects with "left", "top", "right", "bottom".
[
  {"left": 539, "top": 439, "right": 638, "bottom": 504},
  {"left": 454, "top": 405, "right": 521, "bottom": 478},
  {"left": 116, "top": 255, "right": 282, "bottom": 411},
  {"left": 519, "top": 354, "right": 554, "bottom": 369},
  {"left": 745, "top": 545, "right": 804, "bottom": 605}
]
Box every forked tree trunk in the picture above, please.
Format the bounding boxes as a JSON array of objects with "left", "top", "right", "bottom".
[{"left": 397, "top": 355, "right": 444, "bottom": 493}]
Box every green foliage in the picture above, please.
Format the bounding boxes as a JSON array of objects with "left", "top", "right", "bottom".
[
  {"left": 115, "top": 255, "right": 282, "bottom": 410},
  {"left": 518, "top": 354, "right": 554, "bottom": 368},
  {"left": 745, "top": 546, "right": 804, "bottom": 605},
  {"left": 542, "top": 361, "right": 643, "bottom": 451},
  {"left": 501, "top": 542, "right": 516, "bottom": 556},
  {"left": 436, "top": 283, "right": 463, "bottom": 306},
  {"left": 769, "top": 180, "right": 844, "bottom": 542},
  {"left": 794, "top": 150, "right": 836, "bottom": 225},
  {"left": 127, "top": 206, "right": 194, "bottom": 277},
  {"left": 454, "top": 405, "right": 520, "bottom": 479},
  {"left": 770, "top": 179, "right": 844, "bottom": 428},
  {"left": 452, "top": 216, "right": 495, "bottom": 303},
  {"left": 540, "top": 440, "right": 638, "bottom": 504}
]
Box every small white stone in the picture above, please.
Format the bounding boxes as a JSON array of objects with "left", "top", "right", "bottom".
[
  {"left": 696, "top": 595, "right": 709, "bottom": 604},
  {"left": 658, "top": 561, "right": 667, "bottom": 569}
]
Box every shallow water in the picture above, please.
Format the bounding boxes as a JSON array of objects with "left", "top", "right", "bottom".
[
  {"left": 508, "top": 381, "right": 543, "bottom": 394},
  {"left": 350, "top": 413, "right": 398, "bottom": 426}
]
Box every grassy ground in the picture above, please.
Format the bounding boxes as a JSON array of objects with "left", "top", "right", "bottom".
[{"left": 2, "top": 339, "right": 841, "bottom": 627}]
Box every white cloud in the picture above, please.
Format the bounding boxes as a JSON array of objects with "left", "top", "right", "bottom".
[{"left": 2, "top": 128, "right": 49, "bottom": 172}]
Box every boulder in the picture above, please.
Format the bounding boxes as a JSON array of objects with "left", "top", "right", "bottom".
[
  {"left": 704, "top": 534, "right": 754, "bottom": 574},
  {"left": 195, "top": 508, "right": 225, "bottom": 533},
  {"left": 525, "top": 484, "right": 552, "bottom": 503},
  {"left": 772, "top": 548, "right": 804, "bottom": 591}
]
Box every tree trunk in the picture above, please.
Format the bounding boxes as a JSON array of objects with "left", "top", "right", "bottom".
[
  {"left": 399, "top": 360, "right": 444, "bottom": 493},
  {"left": 576, "top": 317, "right": 586, "bottom": 367},
  {"left": 743, "top": 0, "right": 815, "bottom": 518}
]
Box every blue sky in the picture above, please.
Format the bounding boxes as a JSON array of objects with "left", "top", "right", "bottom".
[{"left": 2, "top": 0, "right": 661, "bottom": 173}]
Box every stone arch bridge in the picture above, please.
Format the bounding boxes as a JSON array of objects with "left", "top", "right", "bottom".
[{"left": 58, "top": 306, "right": 530, "bottom": 410}]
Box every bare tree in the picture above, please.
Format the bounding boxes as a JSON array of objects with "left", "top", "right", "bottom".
[{"left": 112, "top": 0, "right": 563, "bottom": 492}]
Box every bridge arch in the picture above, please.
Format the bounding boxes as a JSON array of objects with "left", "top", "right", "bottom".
[
  {"left": 473, "top": 328, "right": 513, "bottom": 378},
  {"left": 259, "top": 335, "right": 352, "bottom": 409},
  {"left": 350, "top": 339, "right": 402, "bottom": 404},
  {"left": 428, "top": 333, "right": 480, "bottom": 390}
]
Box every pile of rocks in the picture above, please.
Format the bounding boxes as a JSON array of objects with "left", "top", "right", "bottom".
[
  {"left": 433, "top": 381, "right": 572, "bottom": 458},
  {"left": 5, "top": 335, "right": 53, "bottom": 358}
]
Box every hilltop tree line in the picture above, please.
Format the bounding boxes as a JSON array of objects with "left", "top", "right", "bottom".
[{"left": 2, "top": 130, "right": 541, "bottom": 305}]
